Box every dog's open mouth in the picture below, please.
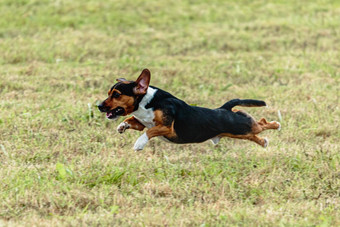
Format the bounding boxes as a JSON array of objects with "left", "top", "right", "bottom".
[{"left": 106, "top": 107, "right": 125, "bottom": 120}]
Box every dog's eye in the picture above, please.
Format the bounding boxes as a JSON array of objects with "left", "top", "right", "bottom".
[{"left": 112, "top": 92, "right": 120, "bottom": 98}]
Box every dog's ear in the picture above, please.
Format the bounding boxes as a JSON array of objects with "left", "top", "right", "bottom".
[
  {"left": 116, "top": 78, "right": 128, "bottom": 82},
  {"left": 133, "top": 69, "right": 151, "bottom": 95}
]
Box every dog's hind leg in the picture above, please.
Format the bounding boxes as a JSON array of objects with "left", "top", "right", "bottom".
[
  {"left": 219, "top": 133, "right": 268, "bottom": 147},
  {"left": 257, "top": 118, "right": 281, "bottom": 131},
  {"left": 248, "top": 135, "right": 268, "bottom": 147}
]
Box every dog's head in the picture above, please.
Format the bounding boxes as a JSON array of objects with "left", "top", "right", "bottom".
[{"left": 98, "top": 69, "right": 151, "bottom": 120}]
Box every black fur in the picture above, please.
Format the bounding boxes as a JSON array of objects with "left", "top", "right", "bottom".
[
  {"left": 144, "top": 87, "right": 264, "bottom": 144},
  {"left": 110, "top": 82, "right": 136, "bottom": 96},
  {"left": 111, "top": 82, "right": 146, "bottom": 111},
  {"left": 220, "top": 99, "right": 266, "bottom": 110}
]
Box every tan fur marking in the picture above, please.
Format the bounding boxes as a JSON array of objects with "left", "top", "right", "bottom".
[
  {"left": 116, "top": 78, "right": 132, "bottom": 84},
  {"left": 218, "top": 116, "right": 280, "bottom": 147},
  {"left": 146, "top": 124, "right": 177, "bottom": 140},
  {"left": 252, "top": 118, "right": 280, "bottom": 133},
  {"left": 218, "top": 133, "right": 267, "bottom": 147},
  {"left": 153, "top": 110, "right": 164, "bottom": 125},
  {"left": 251, "top": 121, "right": 263, "bottom": 134},
  {"left": 123, "top": 116, "right": 145, "bottom": 131},
  {"left": 168, "top": 121, "right": 177, "bottom": 138},
  {"left": 103, "top": 92, "right": 135, "bottom": 115},
  {"left": 260, "top": 119, "right": 280, "bottom": 130},
  {"left": 146, "top": 110, "right": 177, "bottom": 140},
  {"left": 108, "top": 89, "right": 122, "bottom": 96}
]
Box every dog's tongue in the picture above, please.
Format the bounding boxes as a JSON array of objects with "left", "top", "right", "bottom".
[{"left": 106, "top": 112, "right": 113, "bottom": 118}]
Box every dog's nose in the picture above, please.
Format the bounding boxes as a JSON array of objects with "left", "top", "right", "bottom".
[{"left": 97, "top": 103, "right": 106, "bottom": 112}]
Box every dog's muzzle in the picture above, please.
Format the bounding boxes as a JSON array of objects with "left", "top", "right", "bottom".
[{"left": 98, "top": 103, "right": 125, "bottom": 120}]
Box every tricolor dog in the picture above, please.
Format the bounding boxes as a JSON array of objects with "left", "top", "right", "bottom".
[{"left": 98, "top": 69, "right": 281, "bottom": 151}]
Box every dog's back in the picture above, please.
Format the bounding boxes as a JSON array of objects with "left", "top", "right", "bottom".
[{"left": 145, "top": 90, "right": 256, "bottom": 143}]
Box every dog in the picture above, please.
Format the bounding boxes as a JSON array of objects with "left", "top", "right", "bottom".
[{"left": 98, "top": 69, "right": 281, "bottom": 151}]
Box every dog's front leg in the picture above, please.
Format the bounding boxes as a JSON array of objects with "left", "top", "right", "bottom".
[
  {"left": 133, "top": 125, "right": 174, "bottom": 151},
  {"left": 117, "top": 116, "right": 145, "bottom": 134}
]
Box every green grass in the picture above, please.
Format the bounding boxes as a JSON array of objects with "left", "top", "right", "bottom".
[{"left": 0, "top": 0, "right": 339, "bottom": 226}]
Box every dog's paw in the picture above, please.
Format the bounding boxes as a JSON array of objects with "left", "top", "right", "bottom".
[
  {"left": 277, "top": 122, "right": 281, "bottom": 131},
  {"left": 210, "top": 136, "right": 220, "bottom": 145},
  {"left": 117, "top": 122, "right": 130, "bottom": 134},
  {"left": 133, "top": 133, "right": 149, "bottom": 151},
  {"left": 263, "top": 138, "right": 269, "bottom": 148}
]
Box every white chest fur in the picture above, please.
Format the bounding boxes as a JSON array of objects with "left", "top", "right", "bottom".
[{"left": 132, "top": 87, "right": 157, "bottom": 128}]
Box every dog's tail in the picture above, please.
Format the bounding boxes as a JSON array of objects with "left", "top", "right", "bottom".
[{"left": 220, "top": 99, "right": 266, "bottom": 110}]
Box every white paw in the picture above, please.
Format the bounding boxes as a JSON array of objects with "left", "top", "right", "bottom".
[
  {"left": 277, "top": 122, "right": 281, "bottom": 131},
  {"left": 263, "top": 138, "right": 269, "bottom": 148},
  {"left": 210, "top": 136, "right": 220, "bottom": 145},
  {"left": 133, "top": 133, "right": 149, "bottom": 151},
  {"left": 117, "top": 122, "right": 130, "bottom": 134}
]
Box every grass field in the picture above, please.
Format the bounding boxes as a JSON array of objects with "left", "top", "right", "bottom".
[{"left": 0, "top": 0, "right": 339, "bottom": 226}]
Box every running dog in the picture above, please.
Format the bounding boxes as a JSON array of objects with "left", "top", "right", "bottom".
[{"left": 98, "top": 69, "right": 281, "bottom": 150}]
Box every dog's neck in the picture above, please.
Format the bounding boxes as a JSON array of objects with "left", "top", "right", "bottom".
[{"left": 132, "top": 87, "right": 157, "bottom": 128}]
